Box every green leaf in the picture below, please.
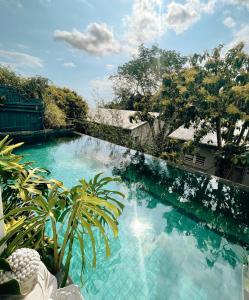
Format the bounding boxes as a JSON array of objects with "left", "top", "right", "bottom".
[
  {"left": 0, "top": 279, "right": 21, "bottom": 295},
  {"left": 0, "top": 258, "right": 11, "bottom": 271}
]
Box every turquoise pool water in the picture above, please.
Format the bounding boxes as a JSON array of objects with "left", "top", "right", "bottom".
[{"left": 19, "top": 135, "right": 248, "bottom": 300}]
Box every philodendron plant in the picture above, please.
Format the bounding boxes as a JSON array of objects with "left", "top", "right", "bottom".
[{"left": 0, "top": 136, "right": 124, "bottom": 293}]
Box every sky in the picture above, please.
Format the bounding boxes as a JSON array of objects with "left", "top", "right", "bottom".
[{"left": 0, "top": 0, "right": 249, "bottom": 106}]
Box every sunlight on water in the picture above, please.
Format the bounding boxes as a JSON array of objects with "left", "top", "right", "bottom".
[
  {"left": 131, "top": 218, "right": 153, "bottom": 237},
  {"left": 131, "top": 201, "right": 150, "bottom": 299},
  {"left": 18, "top": 135, "right": 248, "bottom": 300}
]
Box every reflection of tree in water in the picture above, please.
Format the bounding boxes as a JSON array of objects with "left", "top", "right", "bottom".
[
  {"left": 113, "top": 151, "right": 249, "bottom": 268},
  {"left": 114, "top": 151, "right": 249, "bottom": 226},
  {"left": 163, "top": 208, "right": 243, "bottom": 269},
  {"left": 73, "top": 135, "right": 129, "bottom": 166}
]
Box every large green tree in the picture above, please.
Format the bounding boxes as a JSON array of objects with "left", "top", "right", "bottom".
[
  {"left": 107, "top": 44, "right": 187, "bottom": 110},
  {"left": 186, "top": 43, "right": 249, "bottom": 178},
  {"left": 137, "top": 43, "right": 249, "bottom": 179}
]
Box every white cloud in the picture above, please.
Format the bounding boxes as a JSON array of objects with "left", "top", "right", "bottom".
[
  {"left": 228, "top": 0, "right": 249, "bottom": 10},
  {"left": 77, "top": 0, "right": 95, "bottom": 8},
  {"left": 91, "top": 77, "right": 113, "bottom": 92},
  {"left": 0, "top": 50, "right": 43, "bottom": 69},
  {"left": 223, "top": 16, "right": 236, "bottom": 28},
  {"left": 166, "top": 0, "right": 216, "bottom": 34},
  {"left": 17, "top": 43, "right": 29, "bottom": 49},
  {"left": 1, "top": 0, "right": 23, "bottom": 8},
  {"left": 54, "top": 22, "right": 121, "bottom": 56},
  {"left": 122, "top": 0, "right": 217, "bottom": 51},
  {"left": 123, "top": 0, "right": 166, "bottom": 51},
  {"left": 106, "top": 64, "right": 114, "bottom": 70},
  {"left": 63, "top": 62, "right": 75, "bottom": 68},
  {"left": 226, "top": 25, "right": 249, "bottom": 52},
  {"left": 39, "top": 0, "right": 52, "bottom": 6},
  {"left": 90, "top": 76, "right": 114, "bottom": 103}
]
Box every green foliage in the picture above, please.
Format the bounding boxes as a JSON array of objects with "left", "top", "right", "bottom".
[
  {"left": 0, "top": 137, "right": 124, "bottom": 288},
  {"left": 0, "top": 66, "right": 88, "bottom": 130},
  {"left": 85, "top": 122, "right": 137, "bottom": 149},
  {"left": 0, "top": 258, "right": 11, "bottom": 271},
  {"left": 0, "top": 66, "right": 48, "bottom": 99},
  {"left": 44, "top": 101, "right": 67, "bottom": 128},
  {"left": 107, "top": 44, "right": 186, "bottom": 110},
  {"left": 44, "top": 85, "right": 88, "bottom": 129},
  {"left": 129, "top": 43, "right": 249, "bottom": 179},
  {"left": 0, "top": 258, "right": 21, "bottom": 295},
  {"left": 0, "top": 279, "right": 21, "bottom": 295},
  {"left": 180, "top": 42, "right": 249, "bottom": 177}
]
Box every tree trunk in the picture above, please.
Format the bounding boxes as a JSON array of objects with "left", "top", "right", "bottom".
[
  {"left": 236, "top": 122, "right": 248, "bottom": 145},
  {"left": 215, "top": 117, "right": 225, "bottom": 177},
  {"left": 216, "top": 117, "right": 222, "bottom": 150}
]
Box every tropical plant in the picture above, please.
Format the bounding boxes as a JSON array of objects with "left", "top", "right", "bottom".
[{"left": 0, "top": 136, "right": 124, "bottom": 289}]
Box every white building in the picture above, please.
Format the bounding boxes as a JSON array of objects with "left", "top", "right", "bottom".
[
  {"left": 87, "top": 108, "right": 159, "bottom": 146},
  {"left": 168, "top": 123, "right": 249, "bottom": 186}
]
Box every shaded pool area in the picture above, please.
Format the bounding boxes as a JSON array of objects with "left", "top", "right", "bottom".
[{"left": 19, "top": 134, "right": 249, "bottom": 300}]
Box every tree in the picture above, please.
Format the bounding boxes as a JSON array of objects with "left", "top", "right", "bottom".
[
  {"left": 131, "top": 43, "right": 249, "bottom": 181},
  {"left": 44, "top": 86, "right": 88, "bottom": 129},
  {"left": 130, "top": 65, "right": 197, "bottom": 156},
  {"left": 0, "top": 66, "right": 88, "bottom": 130},
  {"left": 107, "top": 44, "right": 187, "bottom": 110},
  {"left": 183, "top": 43, "right": 249, "bottom": 178},
  {"left": 0, "top": 66, "right": 48, "bottom": 99}
]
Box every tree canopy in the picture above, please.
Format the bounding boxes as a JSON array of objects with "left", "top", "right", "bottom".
[
  {"left": 0, "top": 66, "right": 48, "bottom": 99},
  {"left": 106, "top": 44, "right": 187, "bottom": 110},
  {"left": 0, "top": 66, "right": 88, "bottom": 129},
  {"left": 44, "top": 85, "right": 88, "bottom": 129},
  {"left": 117, "top": 43, "right": 249, "bottom": 180}
]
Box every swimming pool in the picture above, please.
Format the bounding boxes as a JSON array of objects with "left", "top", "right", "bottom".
[{"left": 19, "top": 134, "right": 249, "bottom": 300}]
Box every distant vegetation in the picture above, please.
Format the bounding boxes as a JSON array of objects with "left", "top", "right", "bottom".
[
  {"left": 44, "top": 85, "right": 88, "bottom": 129},
  {"left": 0, "top": 66, "right": 88, "bottom": 129}
]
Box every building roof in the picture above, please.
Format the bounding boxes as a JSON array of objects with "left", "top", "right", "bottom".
[
  {"left": 88, "top": 108, "right": 159, "bottom": 130},
  {"left": 168, "top": 121, "right": 248, "bottom": 147}
]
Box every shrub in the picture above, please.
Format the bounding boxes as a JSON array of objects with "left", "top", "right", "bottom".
[{"left": 44, "top": 101, "right": 67, "bottom": 128}]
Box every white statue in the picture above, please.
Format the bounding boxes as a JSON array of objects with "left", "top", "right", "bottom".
[{"left": 0, "top": 248, "right": 84, "bottom": 300}]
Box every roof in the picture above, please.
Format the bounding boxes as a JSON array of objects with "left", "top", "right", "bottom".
[
  {"left": 88, "top": 108, "right": 159, "bottom": 130},
  {"left": 168, "top": 121, "right": 248, "bottom": 147}
]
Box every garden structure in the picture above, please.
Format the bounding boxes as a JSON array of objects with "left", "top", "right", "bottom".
[{"left": 0, "top": 85, "right": 44, "bottom": 132}]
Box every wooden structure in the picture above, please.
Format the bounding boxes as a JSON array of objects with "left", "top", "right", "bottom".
[{"left": 0, "top": 85, "right": 44, "bottom": 132}]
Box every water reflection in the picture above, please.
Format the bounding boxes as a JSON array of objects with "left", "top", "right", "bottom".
[
  {"left": 113, "top": 151, "right": 249, "bottom": 247},
  {"left": 18, "top": 135, "right": 248, "bottom": 299},
  {"left": 131, "top": 218, "right": 153, "bottom": 237}
]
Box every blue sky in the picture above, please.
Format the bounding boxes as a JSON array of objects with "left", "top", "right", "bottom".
[{"left": 0, "top": 0, "right": 248, "bottom": 106}]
